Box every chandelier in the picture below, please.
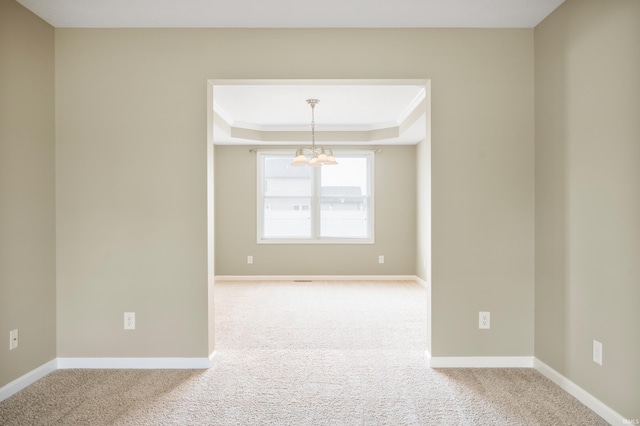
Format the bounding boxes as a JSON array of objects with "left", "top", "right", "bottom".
[{"left": 290, "top": 99, "right": 338, "bottom": 167}]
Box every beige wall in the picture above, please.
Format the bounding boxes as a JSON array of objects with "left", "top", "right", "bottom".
[
  {"left": 429, "top": 31, "right": 535, "bottom": 356},
  {"left": 535, "top": 0, "right": 640, "bottom": 418},
  {"left": 4, "top": 2, "right": 637, "bottom": 417},
  {"left": 0, "top": 0, "right": 56, "bottom": 387},
  {"left": 54, "top": 27, "right": 534, "bottom": 358},
  {"left": 214, "top": 144, "right": 417, "bottom": 275},
  {"left": 54, "top": 30, "right": 211, "bottom": 357}
]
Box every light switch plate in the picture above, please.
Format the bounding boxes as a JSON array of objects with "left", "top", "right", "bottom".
[
  {"left": 9, "top": 329, "right": 18, "bottom": 350},
  {"left": 593, "top": 340, "right": 602, "bottom": 365}
]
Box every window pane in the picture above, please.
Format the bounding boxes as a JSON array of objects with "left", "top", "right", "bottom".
[
  {"left": 320, "top": 157, "right": 370, "bottom": 238},
  {"left": 263, "top": 197, "right": 311, "bottom": 238},
  {"left": 320, "top": 198, "right": 368, "bottom": 238},
  {"left": 320, "top": 157, "right": 368, "bottom": 196},
  {"left": 258, "top": 151, "right": 372, "bottom": 243},
  {"left": 264, "top": 156, "right": 311, "bottom": 197}
]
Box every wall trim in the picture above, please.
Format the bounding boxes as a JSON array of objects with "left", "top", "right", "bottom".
[
  {"left": 57, "top": 357, "right": 212, "bottom": 369},
  {"left": 1, "top": 356, "right": 625, "bottom": 425},
  {"left": 0, "top": 359, "right": 57, "bottom": 402},
  {"left": 533, "top": 358, "right": 625, "bottom": 426},
  {"left": 215, "top": 275, "right": 418, "bottom": 282},
  {"left": 415, "top": 276, "right": 429, "bottom": 289},
  {"left": 428, "top": 356, "right": 534, "bottom": 368}
]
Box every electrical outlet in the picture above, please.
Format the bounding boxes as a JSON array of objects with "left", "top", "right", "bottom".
[
  {"left": 9, "top": 329, "right": 18, "bottom": 350},
  {"left": 247, "top": 255, "right": 253, "bottom": 264},
  {"left": 124, "top": 312, "right": 135, "bottom": 330},
  {"left": 378, "top": 255, "right": 384, "bottom": 264},
  {"left": 593, "top": 340, "right": 603, "bottom": 365},
  {"left": 479, "top": 312, "right": 490, "bottom": 329}
]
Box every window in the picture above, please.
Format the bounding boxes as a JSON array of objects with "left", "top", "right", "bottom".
[{"left": 257, "top": 150, "right": 374, "bottom": 243}]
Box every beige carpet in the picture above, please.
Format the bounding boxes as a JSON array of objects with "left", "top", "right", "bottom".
[{"left": 0, "top": 280, "right": 608, "bottom": 425}]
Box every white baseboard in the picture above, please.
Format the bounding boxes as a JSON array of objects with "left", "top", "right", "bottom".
[
  {"left": 215, "top": 275, "right": 418, "bottom": 282},
  {"left": 0, "top": 359, "right": 57, "bottom": 402},
  {"left": 57, "top": 357, "right": 212, "bottom": 369},
  {"left": 533, "top": 358, "right": 626, "bottom": 426},
  {"left": 428, "top": 356, "right": 534, "bottom": 368},
  {"left": 1, "top": 356, "right": 214, "bottom": 402},
  {"left": 1, "top": 355, "right": 627, "bottom": 425},
  {"left": 415, "top": 276, "right": 429, "bottom": 289},
  {"left": 427, "top": 356, "right": 626, "bottom": 424}
]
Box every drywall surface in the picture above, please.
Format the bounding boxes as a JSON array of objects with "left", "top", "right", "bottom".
[
  {"left": 214, "top": 144, "right": 417, "bottom": 276},
  {"left": 535, "top": 0, "right": 640, "bottom": 418},
  {"left": 55, "top": 27, "right": 534, "bottom": 358},
  {"left": 0, "top": 0, "right": 56, "bottom": 388}
]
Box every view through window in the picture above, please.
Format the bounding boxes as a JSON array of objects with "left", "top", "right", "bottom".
[{"left": 257, "top": 151, "right": 374, "bottom": 243}]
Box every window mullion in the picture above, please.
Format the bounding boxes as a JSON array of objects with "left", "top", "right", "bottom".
[
  {"left": 312, "top": 167, "right": 321, "bottom": 239},
  {"left": 257, "top": 149, "right": 373, "bottom": 244}
]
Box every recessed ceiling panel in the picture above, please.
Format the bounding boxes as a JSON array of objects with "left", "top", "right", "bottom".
[
  {"left": 214, "top": 85, "right": 424, "bottom": 129},
  {"left": 212, "top": 82, "right": 428, "bottom": 145}
]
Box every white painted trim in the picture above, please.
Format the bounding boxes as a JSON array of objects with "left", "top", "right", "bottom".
[
  {"left": 415, "top": 276, "right": 429, "bottom": 289},
  {"left": 215, "top": 275, "right": 418, "bottom": 282},
  {"left": 534, "top": 358, "right": 626, "bottom": 426},
  {"left": 57, "top": 357, "right": 211, "bottom": 369},
  {"left": 0, "top": 359, "right": 57, "bottom": 402},
  {"left": 0, "top": 355, "right": 625, "bottom": 426},
  {"left": 429, "top": 356, "right": 534, "bottom": 368},
  {"left": 1, "top": 355, "right": 215, "bottom": 402}
]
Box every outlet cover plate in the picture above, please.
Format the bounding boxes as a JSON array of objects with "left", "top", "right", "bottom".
[
  {"left": 124, "top": 312, "right": 135, "bottom": 330},
  {"left": 479, "top": 312, "right": 490, "bottom": 329}
]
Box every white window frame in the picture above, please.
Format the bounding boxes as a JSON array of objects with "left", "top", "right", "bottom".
[{"left": 257, "top": 149, "right": 374, "bottom": 244}]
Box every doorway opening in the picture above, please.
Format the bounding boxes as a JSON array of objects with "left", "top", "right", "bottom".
[{"left": 206, "top": 79, "right": 432, "bottom": 360}]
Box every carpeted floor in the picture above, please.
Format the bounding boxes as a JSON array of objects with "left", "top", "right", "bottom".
[{"left": 0, "top": 280, "right": 608, "bottom": 425}]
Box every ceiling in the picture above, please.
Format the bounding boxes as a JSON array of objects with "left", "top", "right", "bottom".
[
  {"left": 18, "top": 1, "right": 564, "bottom": 146},
  {"left": 17, "top": 0, "right": 564, "bottom": 29},
  {"left": 212, "top": 82, "right": 427, "bottom": 146}
]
